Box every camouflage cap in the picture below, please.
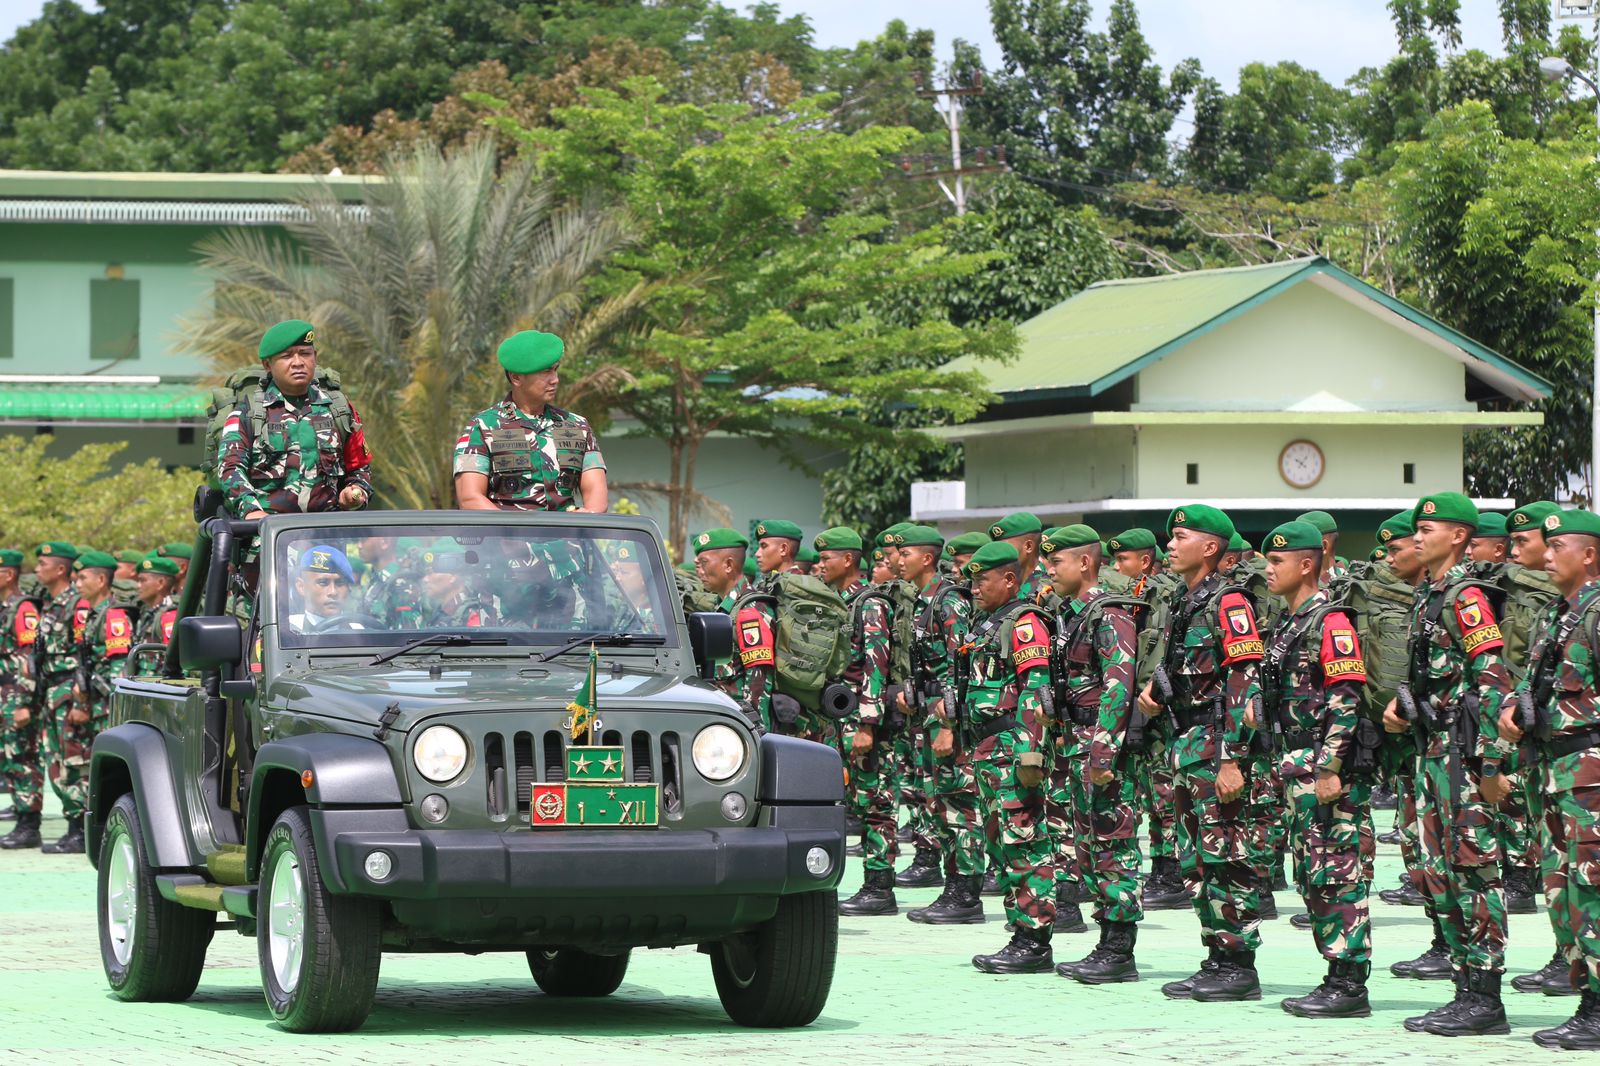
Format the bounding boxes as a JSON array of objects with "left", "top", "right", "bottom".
[
  {"left": 36, "top": 541, "right": 78, "bottom": 561},
  {"left": 158, "top": 542, "right": 193, "bottom": 560},
  {"left": 753, "top": 519, "right": 804, "bottom": 542},
  {"left": 897, "top": 525, "right": 944, "bottom": 549},
  {"left": 1413, "top": 492, "right": 1477, "bottom": 529},
  {"left": 75, "top": 549, "right": 118, "bottom": 572},
  {"left": 988, "top": 512, "right": 1042, "bottom": 540},
  {"left": 1041, "top": 524, "right": 1099, "bottom": 553},
  {"left": 964, "top": 541, "right": 1021, "bottom": 577},
  {"left": 1296, "top": 510, "right": 1338, "bottom": 536},
  {"left": 1377, "top": 511, "right": 1415, "bottom": 543},
  {"left": 1167, "top": 504, "right": 1235, "bottom": 541},
  {"left": 0, "top": 549, "right": 22, "bottom": 568},
  {"left": 1473, "top": 512, "right": 1509, "bottom": 539},
  {"left": 1543, "top": 509, "right": 1600, "bottom": 539},
  {"left": 942, "top": 531, "right": 991, "bottom": 560},
  {"left": 691, "top": 528, "right": 748, "bottom": 556},
  {"left": 814, "top": 527, "right": 863, "bottom": 552},
  {"left": 496, "top": 330, "right": 564, "bottom": 375},
  {"left": 1508, "top": 501, "right": 1561, "bottom": 533},
  {"left": 258, "top": 319, "right": 315, "bottom": 360},
  {"left": 1262, "top": 521, "right": 1322, "bottom": 553},
  {"left": 1107, "top": 528, "right": 1157, "bottom": 553}
]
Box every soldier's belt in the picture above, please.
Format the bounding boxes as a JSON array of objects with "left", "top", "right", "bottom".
[
  {"left": 1544, "top": 726, "right": 1600, "bottom": 759},
  {"left": 970, "top": 715, "right": 1020, "bottom": 743},
  {"left": 1169, "top": 704, "right": 1210, "bottom": 731}
]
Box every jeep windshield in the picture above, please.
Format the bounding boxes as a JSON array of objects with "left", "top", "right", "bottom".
[{"left": 273, "top": 524, "right": 676, "bottom": 650}]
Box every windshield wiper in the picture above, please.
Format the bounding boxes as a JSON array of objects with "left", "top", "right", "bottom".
[
  {"left": 367, "top": 632, "right": 508, "bottom": 667},
  {"left": 535, "top": 631, "right": 666, "bottom": 663}
]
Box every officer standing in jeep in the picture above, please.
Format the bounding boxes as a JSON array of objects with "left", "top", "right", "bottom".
[
  {"left": 216, "top": 320, "right": 373, "bottom": 520},
  {"left": 454, "top": 330, "right": 607, "bottom": 513}
]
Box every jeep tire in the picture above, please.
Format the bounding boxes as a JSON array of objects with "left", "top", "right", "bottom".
[
  {"left": 711, "top": 889, "right": 837, "bottom": 1027},
  {"left": 258, "top": 805, "right": 382, "bottom": 1032},
  {"left": 98, "top": 792, "right": 215, "bottom": 1001},
  {"left": 526, "top": 948, "right": 631, "bottom": 996}
]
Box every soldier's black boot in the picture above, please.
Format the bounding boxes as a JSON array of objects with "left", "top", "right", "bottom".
[
  {"left": 896, "top": 822, "right": 914, "bottom": 843},
  {"left": 971, "top": 924, "right": 1054, "bottom": 974},
  {"left": 908, "top": 873, "right": 984, "bottom": 924},
  {"left": 1422, "top": 968, "right": 1509, "bottom": 1036},
  {"left": 0, "top": 811, "right": 42, "bottom": 849},
  {"left": 1513, "top": 949, "right": 1569, "bottom": 993},
  {"left": 1271, "top": 853, "right": 1288, "bottom": 892},
  {"left": 1282, "top": 959, "right": 1372, "bottom": 1019},
  {"left": 1143, "top": 857, "right": 1191, "bottom": 910},
  {"left": 1379, "top": 878, "right": 1427, "bottom": 906},
  {"left": 1377, "top": 826, "right": 1404, "bottom": 845},
  {"left": 895, "top": 845, "right": 944, "bottom": 888},
  {"left": 838, "top": 868, "right": 898, "bottom": 916},
  {"left": 1290, "top": 911, "right": 1313, "bottom": 930},
  {"left": 1391, "top": 923, "right": 1451, "bottom": 980},
  {"left": 0, "top": 804, "right": 17, "bottom": 821},
  {"left": 1405, "top": 970, "right": 1466, "bottom": 1032},
  {"left": 1052, "top": 883, "right": 1089, "bottom": 934},
  {"left": 1190, "top": 949, "right": 1261, "bottom": 1002},
  {"left": 1533, "top": 987, "right": 1600, "bottom": 1050},
  {"left": 1059, "top": 921, "right": 1140, "bottom": 984},
  {"left": 1257, "top": 873, "right": 1279, "bottom": 921},
  {"left": 40, "top": 815, "right": 84, "bottom": 855},
  {"left": 1543, "top": 956, "right": 1582, "bottom": 996},
  {"left": 1371, "top": 783, "right": 1397, "bottom": 811},
  {"left": 1162, "top": 944, "right": 1222, "bottom": 1000},
  {"left": 981, "top": 865, "right": 1002, "bottom": 896},
  {"left": 1502, "top": 865, "right": 1537, "bottom": 915}
]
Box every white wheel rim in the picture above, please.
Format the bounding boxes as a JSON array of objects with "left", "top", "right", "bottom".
[
  {"left": 104, "top": 827, "right": 138, "bottom": 967},
  {"left": 266, "top": 849, "right": 306, "bottom": 993}
]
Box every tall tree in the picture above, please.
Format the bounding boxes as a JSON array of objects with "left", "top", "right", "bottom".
[{"left": 1180, "top": 62, "right": 1349, "bottom": 200}]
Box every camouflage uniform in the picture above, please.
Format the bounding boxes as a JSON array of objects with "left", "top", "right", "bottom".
[
  {"left": 967, "top": 600, "right": 1056, "bottom": 932},
  {"left": 1132, "top": 572, "right": 1185, "bottom": 877},
  {"left": 216, "top": 380, "right": 372, "bottom": 517},
  {"left": 0, "top": 593, "right": 41, "bottom": 812},
  {"left": 1161, "top": 572, "right": 1265, "bottom": 954},
  {"left": 842, "top": 581, "right": 897, "bottom": 874},
  {"left": 418, "top": 598, "right": 495, "bottom": 629},
  {"left": 1262, "top": 591, "right": 1375, "bottom": 964},
  {"left": 34, "top": 588, "right": 79, "bottom": 809},
  {"left": 362, "top": 558, "right": 423, "bottom": 630},
  {"left": 1411, "top": 563, "right": 1514, "bottom": 976},
  {"left": 52, "top": 598, "right": 133, "bottom": 816},
  {"left": 1057, "top": 584, "right": 1143, "bottom": 924},
  {"left": 723, "top": 580, "right": 777, "bottom": 732},
  {"left": 914, "top": 577, "right": 981, "bottom": 879},
  {"left": 452, "top": 397, "right": 605, "bottom": 511},
  {"left": 1226, "top": 559, "right": 1290, "bottom": 893},
  {"left": 131, "top": 597, "right": 177, "bottom": 677}
]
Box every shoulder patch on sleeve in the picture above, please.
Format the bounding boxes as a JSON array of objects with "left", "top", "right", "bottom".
[
  {"left": 1011, "top": 610, "right": 1050, "bottom": 673},
  {"left": 1455, "top": 585, "right": 1504, "bottom": 656},
  {"left": 1217, "top": 590, "right": 1264, "bottom": 663},
  {"left": 736, "top": 605, "right": 776, "bottom": 668},
  {"left": 15, "top": 602, "right": 39, "bottom": 646},
  {"left": 104, "top": 609, "right": 132, "bottom": 656},
  {"left": 1320, "top": 610, "right": 1367, "bottom": 685}
]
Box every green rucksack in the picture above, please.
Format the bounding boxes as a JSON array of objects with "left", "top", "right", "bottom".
[
  {"left": 732, "top": 573, "right": 852, "bottom": 711},
  {"left": 1456, "top": 561, "right": 1560, "bottom": 680},
  {"left": 674, "top": 568, "right": 721, "bottom": 616},
  {"left": 203, "top": 365, "right": 354, "bottom": 489},
  {"left": 1230, "top": 555, "right": 1285, "bottom": 635},
  {"left": 1324, "top": 559, "right": 1415, "bottom": 723},
  {"left": 1134, "top": 571, "right": 1186, "bottom": 688},
  {"left": 854, "top": 579, "right": 918, "bottom": 685}
]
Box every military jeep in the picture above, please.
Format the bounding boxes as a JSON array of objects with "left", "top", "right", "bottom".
[{"left": 88, "top": 511, "right": 844, "bottom": 1032}]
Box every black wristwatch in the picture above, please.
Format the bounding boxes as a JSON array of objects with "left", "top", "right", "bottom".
[{"left": 1481, "top": 762, "right": 1502, "bottom": 779}]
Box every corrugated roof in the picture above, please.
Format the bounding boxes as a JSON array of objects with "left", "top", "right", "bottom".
[
  {"left": 0, "top": 383, "right": 206, "bottom": 423},
  {"left": 0, "top": 169, "right": 374, "bottom": 204},
  {"left": 951, "top": 257, "right": 1550, "bottom": 402}
]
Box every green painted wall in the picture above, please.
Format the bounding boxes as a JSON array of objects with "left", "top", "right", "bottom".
[
  {"left": 966, "top": 426, "right": 1136, "bottom": 508},
  {"left": 1135, "top": 281, "right": 1469, "bottom": 411}
]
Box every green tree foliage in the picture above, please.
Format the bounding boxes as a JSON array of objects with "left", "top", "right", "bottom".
[
  {"left": 1390, "top": 102, "right": 1600, "bottom": 501},
  {"left": 1180, "top": 63, "right": 1349, "bottom": 200},
  {"left": 500, "top": 78, "right": 1014, "bottom": 548},
  {"left": 0, "top": 437, "right": 200, "bottom": 553}
]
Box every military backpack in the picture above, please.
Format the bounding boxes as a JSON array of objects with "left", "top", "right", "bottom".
[
  {"left": 853, "top": 579, "right": 918, "bottom": 685},
  {"left": 1323, "top": 559, "right": 1415, "bottom": 725},
  {"left": 1133, "top": 570, "right": 1185, "bottom": 688},
  {"left": 732, "top": 573, "right": 852, "bottom": 711},
  {"left": 1455, "top": 561, "right": 1560, "bottom": 680},
  {"left": 202, "top": 365, "right": 355, "bottom": 489},
  {"left": 673, "top": 568, "right": 722, "bottom": 616}
]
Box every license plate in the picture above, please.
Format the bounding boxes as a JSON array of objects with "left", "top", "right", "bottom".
[{"left": 528, "top": 745, "right": 660, "bottom": 827}]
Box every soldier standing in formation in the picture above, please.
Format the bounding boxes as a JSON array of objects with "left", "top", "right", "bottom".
[{"left": 0, "top": 551, "right": 41, "bottom": 848}]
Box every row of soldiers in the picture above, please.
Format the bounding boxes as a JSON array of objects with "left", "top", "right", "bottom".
[
  {"left": 0, "top": 542, "right": 191, "bottom": 852},
  {"left": 687, "top": 498, "right": 1600, "bottom": 1048}
]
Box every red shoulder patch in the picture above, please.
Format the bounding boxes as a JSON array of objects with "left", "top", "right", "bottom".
[
  {"left": 1455, "top": 585, "right": 1504, "bottom": 657},
  {"left": 1319, "top": 610, "right": 1366, "bottom": 685},
  {"left": 1011, "top": 609, "right": 1050, "bottom": 675},
  {"left": 72, "top": 600, "right": 90, "bottom": 642},
  {"left": 1217, "top": 591, "right": 1263, "bottom": 664},
  {"left": 160, "top": 608, "right": 178, "bottom": 644},
  {"left": 104, "top": 608, "right": 132, "bottom": 656},
  {"left": 735, "top": 604, "right": 775, "bottom": 668},
  {"left": 15, "top": 601, "right": 39, "bottom": 646}
]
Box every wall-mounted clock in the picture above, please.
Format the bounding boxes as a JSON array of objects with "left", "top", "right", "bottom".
[{"left": 1279, "top": 439, "right": 1324, "bottom": 489}]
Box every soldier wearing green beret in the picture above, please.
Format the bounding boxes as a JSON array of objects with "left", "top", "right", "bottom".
[
  {"left": 942, "top": 531, "right": 990, "bottom": 577},
  {"left": 11, "top": 543, "right": 82, "bottom": 851},
  {"left": 1140, "top": 505, "right": 1267, "bottom": 1002},
  {"left": 0, "top": 550, "right": 41, "bottom": 842},
  {"left": 131, "top": 555, "right": 181, "bottom": 678},
  {"left": 157, "top": 542, "right": 193, "bottom": 588},
  {"left": 988, "top": 512, "right": 1049, "bottom": 605},
  {"left": 1497, "top": 509, "right": 1600, "bottom": 1047},
  {"left": 1470, "top": 514, "right": 1510, "bottom": 564},
  {"left": 790, "top": 541, "right": 819, "bottom": 576},
  {"left": 753, "top": 520, "right": 804, "bottom": 576},
  {"left": 454, "top": 330, "right": 607, "bottom": 514},
  {"left": 1298, "top": 511, "right": 1346, "bottom": 587},
  {"left": 694, "top": 530, "right": 772, "bottom": 731},
  {"left": 1509, "top": 502, "right": 1562, "bottom": 572},
  {"left": 217, "top": 319, "right": 373, "bottom": 520},
  {"left": 1386, "top": 492, "right": 1517, "bottom": 1035}
]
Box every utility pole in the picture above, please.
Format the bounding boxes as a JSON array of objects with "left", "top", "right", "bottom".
[{"left": 904, "top": 70, "right": 1006, "bottom": 216}]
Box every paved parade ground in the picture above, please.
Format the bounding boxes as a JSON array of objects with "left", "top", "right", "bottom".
[{"left": 0, "top": 797, "right": 1574, "bottom": 1065}]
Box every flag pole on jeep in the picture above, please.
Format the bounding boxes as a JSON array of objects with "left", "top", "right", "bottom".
[{"left": 566, "top": 643, "right": 599, "bottom": 743}]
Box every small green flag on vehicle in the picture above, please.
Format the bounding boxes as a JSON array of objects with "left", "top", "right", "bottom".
[{"left": 567, "top": 643, "right": 599, "bottom": 743}]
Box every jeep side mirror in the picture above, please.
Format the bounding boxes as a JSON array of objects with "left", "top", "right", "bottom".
[
  {"left": 178, "top": 615, "right": 243, "bottom": 672},
  {"left": 687, "top": 612, "right": 733, "bottom": 679}
]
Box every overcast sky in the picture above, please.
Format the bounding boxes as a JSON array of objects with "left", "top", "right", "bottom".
[{"left": 0, "top": 0, "right": 1523, "bottom": 90}]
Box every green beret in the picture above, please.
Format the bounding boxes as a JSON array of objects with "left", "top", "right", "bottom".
[
  {"left": 158, "top": 542, "right": 193, "bottom": 560},
  {"left": 1225, "top": 532, "right": 1248, "bottom": 553},
  {"left": 1042, "top": 524, "right": 1100, "bottom": 553},
  {"left": 871, "top": 547, "right": 885, "bottom": 563},
  {"left": 422, "top": 547, "right": 466, "bottom": 574},
  {"left": 1542, "top": 509, "right": 1600, "bottom": 539},
  {"left": 1413, "top": 492, "right": 1477, "bottom": 529},
  {"left": 258, "top": 319, "right": 315, "bottom": 360},
  {"left": 138, "top": 555, "right": 180, "bottom": 577},
  {"left": 496, "top": 330, "right": 564, "bottom": 375},
  {"left": 1377, "top": 511, "right": 1415, "bottom": 544},
  {"left": 875, "top": 522, "right": 913, "bottom": 549},
  {"left": 0, "top": 549, "right": 22, "bottom": 568},
  {"left": 1473, "top": 513, "right": 1509, "bottom": 539},
  {"left": 1167, "top": 504, "right": 1235, "bottom": 541},
  {"left": 796, "top": 543, "right": 819, "bottom": 564},
  {"left": 964, "top": 541, "right": 1021, "bottom": 577},
  {"left": 1107, "top": 528, "right": 1157, "bottom": 553},
  {"left": 988, "top": 512, "right": 1043, "bottom": 540},
  {"left": 1509, "top": 502, "right": 1562, "bottom": 533},
  {"left": 1262, "top": 521, "right": 1322, "bottom": 553},
  {"left": 898, "top": 525, "right": 944, "bottom": 549},
  {"left": 1296, "top": 510, "right": 1338, "bottom": 536},
  {"left": 742, "top": 557, "right": 759, "bottom": 579},
  {"left": 1370, "top": 547, "right": 1387, "bottom": 562},
  {"left": 676, "top": 559, "right": 695, "bottom": 572},
  {"left": 942, "top": 531, "right": 991, "bottom": 559},
  {"left": 692, "top": 528, "right": 748, "bottom": 555},
  {"left": 754, "top": 519, "right": 804, "bottom": 542},
  {"left": 35, "top": 541, "right": 78, "bottom": 561},
  {"left": 76, "top": 549, "right": 118, "bottom": 571},
  {"left": 814, "top": 527, "right": 864, "bottom": 552}
]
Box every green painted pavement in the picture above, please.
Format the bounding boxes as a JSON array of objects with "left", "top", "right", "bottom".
[{"left": 0, "top": 796, "right": 1575, "bottom": 1063}]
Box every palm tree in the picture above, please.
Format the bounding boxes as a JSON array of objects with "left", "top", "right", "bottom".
[{"left": 179, "top": 138, "right": 637, "bottom": 509}]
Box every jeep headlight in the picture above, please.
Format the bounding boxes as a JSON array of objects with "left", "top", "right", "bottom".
[
  {"left": 413, "top": 725, "right": 468, "bottom": 783},
  {"left": 693, "top": 724, "right": 745, "bottom": 782}
]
